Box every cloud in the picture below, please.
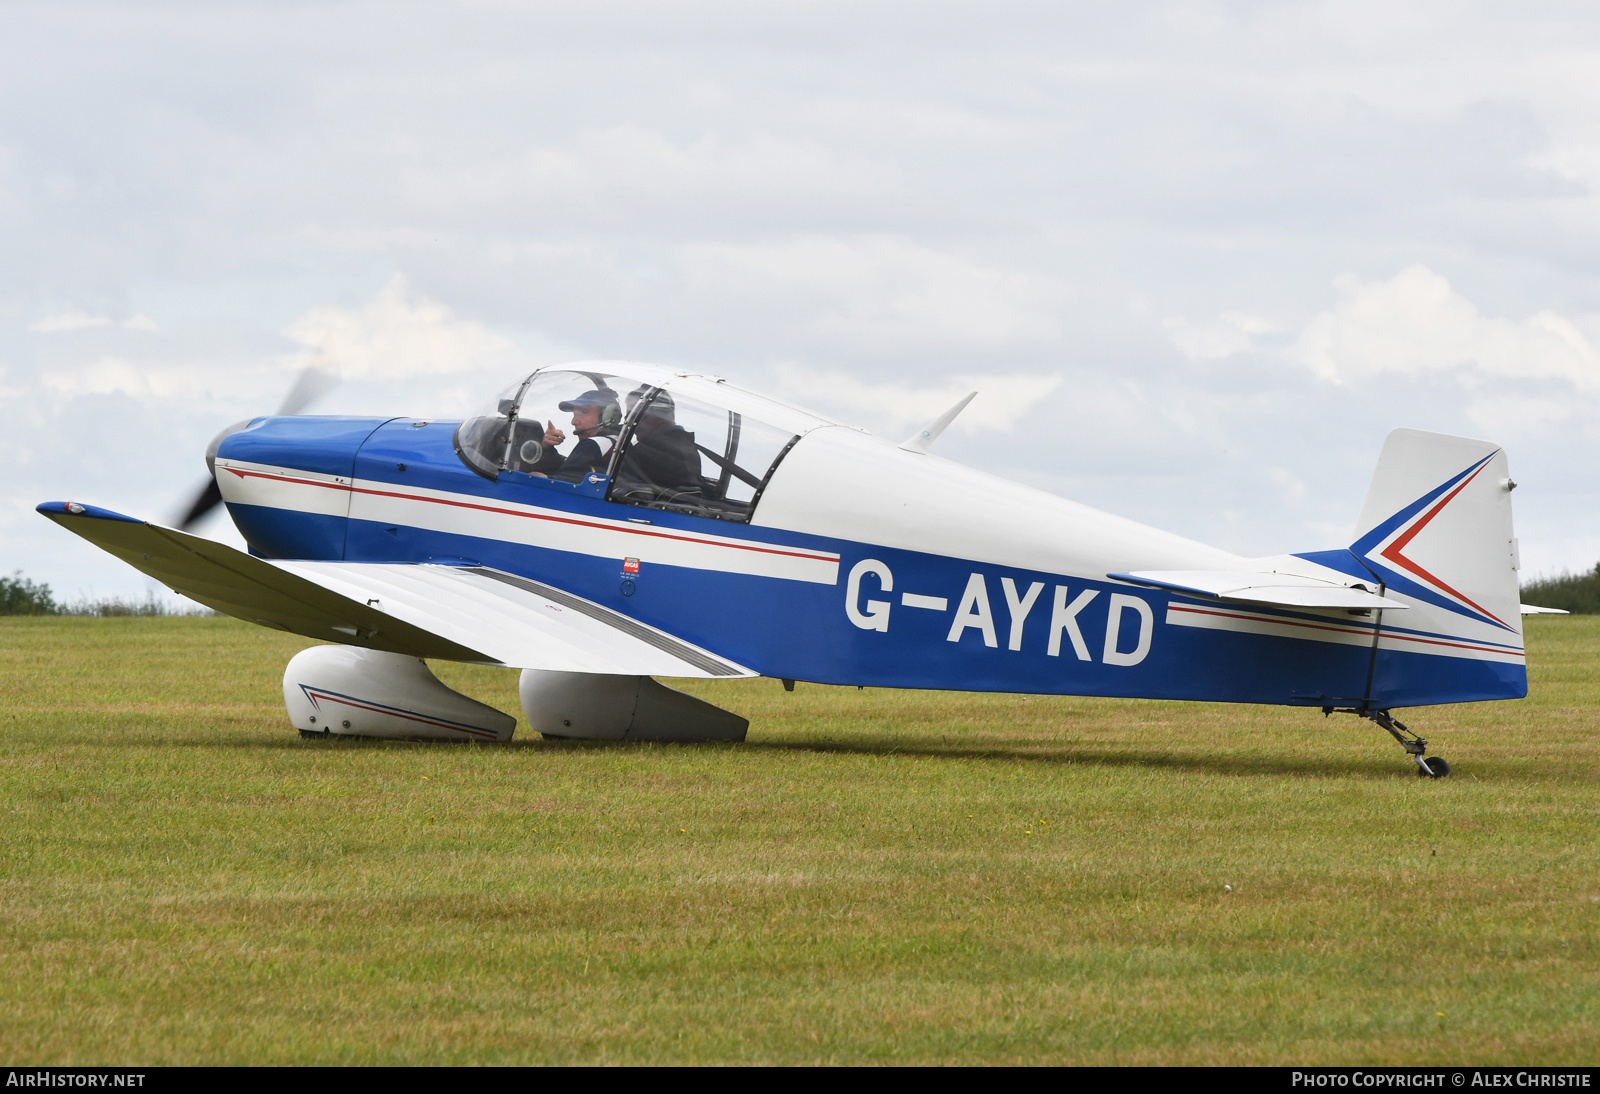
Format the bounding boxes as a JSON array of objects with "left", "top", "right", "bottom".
[
  {"left": 39, "top": 356, "right": 184, "bottom": 400},
  {"left": 30, "top": 312, "right": 157, "bottom": 333},
  {"left": 397, "top": 126, "right": 905, "bottom": 234},
  {"left": 1165, "top": 265, "right": 1600, "bottom": 397},
  {"left": 1291, "top": 265, "right": 1600, "bottom": 389},
  {"left": 685, "top": 237, "right": 1064, "bottom": 354},
  {"left": 31, "top": 312, "right": 111, "bottom": 332},
  {"left": 773, "top": 364, "right": 1061, "bottom": 437},
  {"left": 1266, "top": 465, "right": 1309, "bottom": 507},
  {"left": 1166, "top": 312, "right": 1280, "bottom": 362},
  {"left": 282, "top": 274, "right": 525, "bottom": 381}
]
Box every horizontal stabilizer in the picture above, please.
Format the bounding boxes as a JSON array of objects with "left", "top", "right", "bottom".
[
  {"left": 37, "top": 501, "right": 752, "bottom": 678},
  {"left": 1110, "top": 568, "right": 1409, "bottom": 612},
  {"left": 1520, "top": 603, "right": 1570, "bottom": 615}
]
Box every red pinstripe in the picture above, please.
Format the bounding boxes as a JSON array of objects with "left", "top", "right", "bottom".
[
  {"left": 305, "top": 688, "right": 501, "bottom": 740},
  {"left": 224, "top": 466, "right": 839, "bottom": 564},
  {"left": 1166, "top": 603, "right": 1523, "bottom": 659}
]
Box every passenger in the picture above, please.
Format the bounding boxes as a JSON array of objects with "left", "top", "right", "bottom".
[
  {"left": 537, "top": 388, "right": 622, "bottom": 482},
  {"left": 616, "top": 388, "right": 703, "bottom": 498}
]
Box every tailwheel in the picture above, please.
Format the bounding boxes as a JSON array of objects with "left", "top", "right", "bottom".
[
  {"left": 1417, "top": 756, "right": 1451, "bottom": 779},
  {"left": 1321, "top": 706, "right": 1449, "bottom": 777}
]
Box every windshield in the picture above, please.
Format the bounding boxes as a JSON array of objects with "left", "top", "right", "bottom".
[{"left": 454, "top": 369, "right": 630, "bottom": 482}]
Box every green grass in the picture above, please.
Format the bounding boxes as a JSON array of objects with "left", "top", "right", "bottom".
[{"left": 1, "top": 616, "right": 1597, "bottom": 1064}]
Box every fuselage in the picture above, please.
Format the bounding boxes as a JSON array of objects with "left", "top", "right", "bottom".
[{"left": 212, "top": 363, "right": 1526, "bottom": 708}]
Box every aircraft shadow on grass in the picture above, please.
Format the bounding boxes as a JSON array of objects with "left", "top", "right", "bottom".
[{"left": 231, "top": 730, "right": 1414, "bottom": 780}]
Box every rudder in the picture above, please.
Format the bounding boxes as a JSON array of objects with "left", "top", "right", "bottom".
[{"left": 1350, "top": 428, "right": 1526, "bottom": 706}]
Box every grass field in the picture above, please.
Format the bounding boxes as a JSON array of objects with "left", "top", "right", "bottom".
[{"left": 1, "top": 616, "right": 1596, "bottom": 1065}]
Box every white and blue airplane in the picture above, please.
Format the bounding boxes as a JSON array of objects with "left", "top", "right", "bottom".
[{"left": 39, "top": 362, "right": 1554, "bottom": 775}]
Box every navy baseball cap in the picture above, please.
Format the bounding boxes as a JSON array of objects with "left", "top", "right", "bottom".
[{"left": 558, "top": 389, "right": 618, "bottom": 412}]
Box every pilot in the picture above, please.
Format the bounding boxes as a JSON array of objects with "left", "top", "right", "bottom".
[
  {"left": 616, "top": 387, "right": 702, "bottom": 497},
  {"left": 536, "top": 388, "right": 622, "bottom": 482}
]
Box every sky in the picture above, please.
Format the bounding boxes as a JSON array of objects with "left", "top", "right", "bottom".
[{"left": 3, "top": 1, "right": 1599, "bottom": 604}]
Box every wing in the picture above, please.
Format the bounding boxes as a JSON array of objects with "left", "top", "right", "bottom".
[
  {"left": 37, "top": 501, "right": 752, "bottom": 678},
  {"left": 1520, "top": 603, "right": 1570, "bottom": 615},
  {"left": 1109, "top": 568, "right": 1409, "bottom": 612}
]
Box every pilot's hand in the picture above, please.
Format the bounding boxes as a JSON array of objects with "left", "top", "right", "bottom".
[{"left": 543, "top": 419, "right": 565, "bottom": 446}]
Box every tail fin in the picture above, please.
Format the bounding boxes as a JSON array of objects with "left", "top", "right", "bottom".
[{"left": 1350, "top": 428, "right": 1526, "bottom": 706}]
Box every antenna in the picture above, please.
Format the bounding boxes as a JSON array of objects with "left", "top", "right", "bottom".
[{"left": 899, "top": 392, "right": 977, "bottom": 454}]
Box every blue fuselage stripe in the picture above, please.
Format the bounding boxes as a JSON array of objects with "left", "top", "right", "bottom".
[{"left": 217, "top": 418, "right": 1528, "bottom": 709}]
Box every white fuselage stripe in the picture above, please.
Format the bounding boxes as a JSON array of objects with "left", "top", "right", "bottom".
[
  {"left": 1165, "top": 602, "right": 1524, "bottom": 663},
  {"left": 216, "top": 460, "right": 841, "bottom": 585}
]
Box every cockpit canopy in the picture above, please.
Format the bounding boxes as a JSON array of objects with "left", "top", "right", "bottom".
[
  {"left": 453, "top": 367, "right": 803, "bottom": 523},
  {"left": 455, "top": 368, "right": 630, "bottom": 481}
]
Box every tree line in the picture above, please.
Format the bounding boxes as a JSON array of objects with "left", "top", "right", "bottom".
[
  {"left": 0, "top": 572, "right": 212, "bottom": 617},
  {"left": 1520, "top": 563, "right": 1600, "bottom": 615}
]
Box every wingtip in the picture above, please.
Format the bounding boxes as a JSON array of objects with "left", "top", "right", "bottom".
[{"left": 36, "top": 501, "right": 145, "bottom": 523}]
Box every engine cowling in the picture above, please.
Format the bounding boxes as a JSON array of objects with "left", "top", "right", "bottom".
[
  {"left": 284, "top": 645, "right": 516, "bottom": 742},
  {"left": 519, "top": 669, "right": 748, "bottom": 742}
]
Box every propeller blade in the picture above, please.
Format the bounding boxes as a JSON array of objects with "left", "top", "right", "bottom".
[
  {"left": 275, "top": 366, "right": 338, "bottom": 417},
  {"left": 176, "top": 478, "right": 223, "bottom": 531}
]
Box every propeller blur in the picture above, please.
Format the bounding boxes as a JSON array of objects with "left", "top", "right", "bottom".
[{"left": 175, "top": 366, "right": 338, "bottom": 531}]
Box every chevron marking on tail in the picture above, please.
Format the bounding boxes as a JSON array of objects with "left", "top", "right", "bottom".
[{"left": 1352, "top": 453, "right": 1513, "bottom": 631}]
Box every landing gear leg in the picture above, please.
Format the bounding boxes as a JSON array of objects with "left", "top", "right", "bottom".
[
  {"left": 1322, "top": 707, "right": 1450, "bottom": 777},
  {"left": 1367, "top": 710, "right": 1450, "bottom": 777}
]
